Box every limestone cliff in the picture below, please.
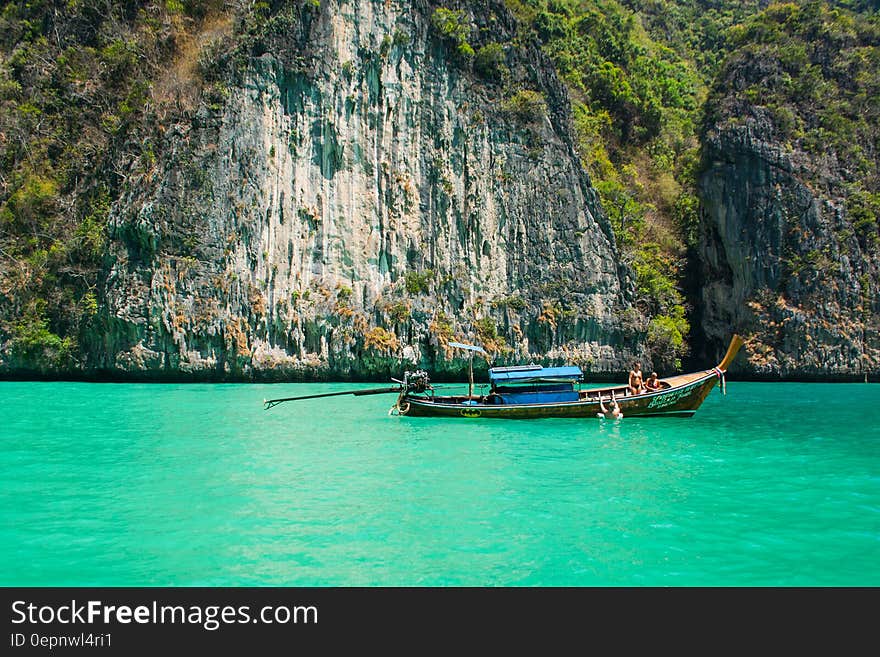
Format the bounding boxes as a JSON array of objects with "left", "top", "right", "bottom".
[
  {"left": 696, "top": 11, "right": 880, "bottom": 379},
  {"left": 80, "top": 0, "right": 639, "bottom": 381}
]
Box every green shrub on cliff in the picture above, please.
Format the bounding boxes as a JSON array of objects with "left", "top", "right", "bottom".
[
  {"left": 7, "top": 301, "right": 74, "bottom": 369},
  {"left": 475, "top": 42, "right": 508, "bottom": 81},
  {"left": 647, "top": 308, "right": 689, "bottom": 370},
  {"left": 500, "top": 89, "right": 548, "bottom": 124},
  {"left": 0, "top": 174, "right": 58, "bottom": 234},
  {"left": 474, "top": 316, "right": 507, "bottom": 354},
  {"left": 847, "top": 191, "right": 880, "bottom": 247},
  {"left": 404, "top": 270, "right": 433, "bottom": 295},
  {"left": 431, "top": 7, "right": 475, "bottom": 61}
]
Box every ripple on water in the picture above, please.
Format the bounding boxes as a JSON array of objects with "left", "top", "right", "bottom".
[{"left": 1, "top": 381, "right": 879, "bottom": 585}]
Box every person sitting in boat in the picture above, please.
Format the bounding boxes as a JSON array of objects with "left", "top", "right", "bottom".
[
  {"left": 628, "top": 362, "right": 644, "bottom": 395},
  {"left": 644, "top": 372, "right": 661, "bottom": 391},
  {"left": 597, "top": 392, "right": 623, "bottom": 420}
]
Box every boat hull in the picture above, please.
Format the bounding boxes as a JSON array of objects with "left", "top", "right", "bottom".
[{"left": 401, "top": 370, "right": 721, "bottom": 419}]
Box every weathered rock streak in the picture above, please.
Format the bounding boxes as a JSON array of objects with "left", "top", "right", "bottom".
[{"left": 96, "top": 0, "right": 638, "bottom": 380}]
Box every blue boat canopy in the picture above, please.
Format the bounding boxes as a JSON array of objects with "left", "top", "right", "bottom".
[{"left": 489, "top": 365, "right": 583, "bottom": 384}]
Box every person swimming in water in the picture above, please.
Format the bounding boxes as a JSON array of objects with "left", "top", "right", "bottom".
[{"left": 597, "top": 391, "right": 623, "bottom": 419}]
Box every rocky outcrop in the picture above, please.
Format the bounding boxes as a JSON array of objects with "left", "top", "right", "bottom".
[
  {"left": 697, "top": 111, "right": 880, "bottom": 379},
  {"left": 80, "top": 0, "right": 641, "bottom": 381}
]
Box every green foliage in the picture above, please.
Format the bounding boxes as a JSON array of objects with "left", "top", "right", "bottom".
[
  {"left": 1, "top": 174, "right": 58, "bottom": 233},
  {"left": 457, "top": 40, "right": 476, "bottom": 60},
  {"left": 620, "top": 1, "right": 766, "bottom": 79},
  {"left": 673, "top": 191, "right": 700, "bottom": 249},
  {"left": 474, "top": 42, "right": 507, "bottom": 81},
  {"left": 475, "top": 316, "right": 498, "bottom": 339},
  {"left": 0, "top": 0, "right": 230, "bottom": 371},
  {"left": 404, "top": 270, "right": 433, "bottom": 294},
  {"left": 432, "top": 8, "right": 471, "bottom": 43},
  {"left": 80, "top": 291, "right": 99, "bottom": 318},
  {"left": 430, "top": 311, "right": 454, "bottom": 345},
  {"left": 431, "top": 7, "right": 474, "bottom": 62},
  {"left": 380, "top": 34, "right": 393, "bottom": 57},
  {"left": 847, "top": 190, "right": 880, "bottom": 246},
  {"left": 500, "top": 89, "right": 548, "bottom": 124},
  {"left": 535, "top": 10, "right": 570, "bottom": 40},
  {"left": 594, "top": 176, "right": 644, "bottom": 248},
  {"left": 647, "top": 307, "right": 689, "bottom": 371},
  {"left": 75, "top": 190, "right": 110, "bottom": 259},
  {"left": 525, "top": 0, "right": 700, "bottom": 151},
  {"left": 8, "top": 301, "right": 74, "bottom": 367},
  {"left": 635, "top": 243, "right": 682, "bottom": 314},
  {"left": 393, "top": 28, "right": 411, "bottom": 47},
  {"left": 100, "top": 39, "right": 138, "bottom": 87},
  {"left": 387, "top": 301, "right": 411, "bottom": 324},
  {"left": 491, "top": 294, "right": 527, "bottom": 311},
  {"left": 474, "top": 316, "right": 506, "bottom": 353}
]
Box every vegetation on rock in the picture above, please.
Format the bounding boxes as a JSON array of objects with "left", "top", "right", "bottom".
[
  {"left": 1, "top": 0, "right": 877, "bottom": 378},
  {"left": 0, "top": 0, "right": 229, "bottom": 371}
]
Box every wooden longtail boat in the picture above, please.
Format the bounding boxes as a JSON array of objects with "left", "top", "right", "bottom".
[
  {"left": 264, "top": 335, "right": 743, "bottom": 420},
  {"left": 395, "top": 335, "right": 743, "bottom": 418}
]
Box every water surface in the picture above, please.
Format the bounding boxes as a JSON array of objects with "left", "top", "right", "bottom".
[{"left": 1, "top": 381, "right": 878, "bottom": 585}]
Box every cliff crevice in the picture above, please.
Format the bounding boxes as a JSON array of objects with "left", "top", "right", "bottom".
[{"left": 75, "top": 0, "right": 641, "bottom": 381}]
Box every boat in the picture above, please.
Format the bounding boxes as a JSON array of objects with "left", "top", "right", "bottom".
[{"left": 264, "top": 335, "right": 744, "bottom": 419}]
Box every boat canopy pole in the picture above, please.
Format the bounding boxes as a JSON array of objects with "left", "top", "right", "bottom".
[
  {"left": 264, "top": 386, "right": 401, "bottom": 410},
  {"left": 449, "top": 341, "right": 486, "bottom": 400}
]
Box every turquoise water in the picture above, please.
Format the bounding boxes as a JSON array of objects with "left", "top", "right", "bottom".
[{"left": 1, "top": 381, "right": 878, "bottom": 586}]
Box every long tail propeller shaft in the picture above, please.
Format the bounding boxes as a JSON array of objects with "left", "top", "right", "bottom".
[{"left": 263, "top": 386, "right": 401, "bottom": 410}]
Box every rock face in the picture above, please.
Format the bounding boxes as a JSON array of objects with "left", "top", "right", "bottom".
[
  {"left": 697, "top": 112, "right": 880, "bottom": 379},
  {"left": 86, "top": 0, "right": 640, "bottom": 381}
]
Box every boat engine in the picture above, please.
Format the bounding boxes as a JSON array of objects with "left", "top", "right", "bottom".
[
  {"left": 404, "top": 370, "right": 431, "bottom": 393},
  {"left": 388, "top": 370, "right": 431, "bottom": 416}
]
